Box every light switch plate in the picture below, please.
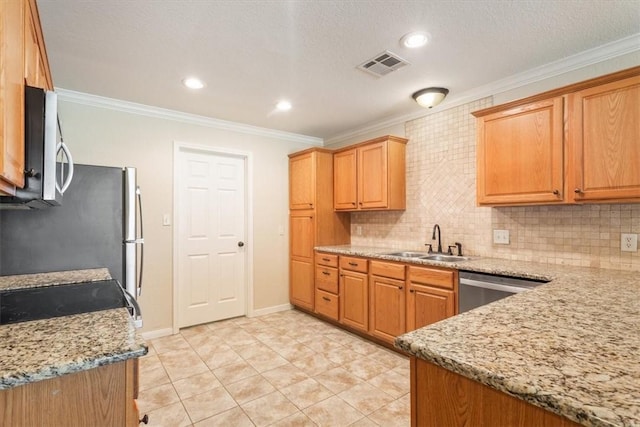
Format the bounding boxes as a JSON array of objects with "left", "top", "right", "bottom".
[
  {"left": 621, "top": 233, "right": 638, "bottom": 252},
  {"left": 493, "top": 229, "right": 510, "bottom": 245},
  {"left": 162, "top": 214, "right": 171, "bottom": 226}
]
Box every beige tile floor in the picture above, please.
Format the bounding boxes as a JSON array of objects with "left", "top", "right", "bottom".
[{"left": 138, "top": 309, "right": 410, "bottom": 426}]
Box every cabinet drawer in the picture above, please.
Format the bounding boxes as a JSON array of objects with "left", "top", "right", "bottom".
[
  {"left": 315, "top": 266, "right": 338, "bottom": 294},
  {"left": 315, "top": 289, "right": 339, "bottom": 321},
  {"left": 409, "top": 266, "right": 454, "bottom": 290},
  {"left": 339, "top": 256, "right": 368, "bottom": 273},
  {"left": 315, "top": 252, "right": 338, "bottom": 267},
  {"left": 370, "top": 260, "right": 405, "bottom": 280}
]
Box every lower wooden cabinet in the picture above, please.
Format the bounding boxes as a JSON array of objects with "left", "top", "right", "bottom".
[
  {"left": 290, "top": 258, "right": 314, "bottom": 311},
  {"left": 0, "top": 359, "right": 142, "bottom": 427},
  {"left": 312, "top": 251, "right": 458, "bottom": 347},
  {"left": 369, "top": 274, "right": 406, "bottom": 344},
  {"left": 407, "top": 265, "right": 457, "bottom": 331},
  {"left": 315, "top": 288, "right": 339, "bottom": 320},
  {"left": 411, "top": 358, "right": 581, "bottom": 427},
  {"left": 340, "top": 269, "right": 368, "bottom": 332}
]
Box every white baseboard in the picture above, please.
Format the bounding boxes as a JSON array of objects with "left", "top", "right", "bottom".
[
  {"left": 140, "top": 327, "right": 174, "bottom": 340},
  {"left": 249, "top": 303, "right": 293, "bottom": 318}
]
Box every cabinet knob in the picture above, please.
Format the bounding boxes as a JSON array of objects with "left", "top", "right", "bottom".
[
  {"left": 409, "top": 289, "right": 414, "bottom": 293},
  {"left": 574, "top": 188, "right": 583, "bottom": 194},
  {"left": 351, "top": 202, "right": 356, "bottom": 206},
  {"left": 399, "top": 286, "right": 403, "bottom": 290},
  {"left": 553, "top": 189, "right": 560, "bottom": 196}
]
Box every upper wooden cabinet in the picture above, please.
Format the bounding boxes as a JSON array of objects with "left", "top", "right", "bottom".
[
  {"left": 568, "top": 75, "right": 640, "bottom": 203},
  {"left": 476, "top": 97, "right": 564, "bottom": 205},
  {"left": 289, "top": 151, "right": 316, "bottom": 210},
  {"left": 0, "top": 0, "right": 53, "bottom": 196},
  {"left": 334, "top": 135, "right": 408, "bottom": 211},
  {"left": 474, "top": 66, "right": 640, "bottom": 206}
]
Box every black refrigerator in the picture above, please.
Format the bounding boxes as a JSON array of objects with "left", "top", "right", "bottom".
[{"left": 0, "top": 164, "right": 144, "bottom": 302}]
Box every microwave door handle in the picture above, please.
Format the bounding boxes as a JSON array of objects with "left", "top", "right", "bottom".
[
  {"left": 136, "top": 186, "right": 144, "bottom": 297},
  {"left": 55, "top": 142, "right": 74, "bottom": 194}
]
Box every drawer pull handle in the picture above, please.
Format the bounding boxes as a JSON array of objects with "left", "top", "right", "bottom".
[
  {"left": 322, "top": 271, "right": 330, "bottom": 276},
  {"left": 322, "top": 296, "right": 331, "bottom": 302},
  {"left": 322, "top": 258, "right": 331, "bottom": 262},
  {"left": 348, "top": 262, "right": 358, "bottom": 266}
]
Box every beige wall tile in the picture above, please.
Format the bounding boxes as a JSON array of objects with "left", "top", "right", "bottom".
[{"left": 351, "top": 98, "right": 640, "bottom": 271}]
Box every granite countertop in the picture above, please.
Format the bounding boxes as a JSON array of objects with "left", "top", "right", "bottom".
[
  {"left": 0, "top": 269, "right": 147, "bottom": 390},
  {"left": 316, "top": 245, "right": 640, "bottom": 427},
  {"left": 0, "top": 268, "right": 112, "bottom": 291}
]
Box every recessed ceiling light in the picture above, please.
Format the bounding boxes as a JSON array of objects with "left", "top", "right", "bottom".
[
  {"left": 401, "top": 32, "right": 429, "bottom": 48},
  {"left": 276, "top": 100, "right": 292, "bottom": 111},
  {"left": 182, "top": 77, "right": 205, "bottom": 89}
]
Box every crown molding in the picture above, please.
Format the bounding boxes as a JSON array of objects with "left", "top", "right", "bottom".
[
  {"left": 55, "top": 89, "right": 324, "bottom": 146},
  {"left": 325, "top": 33, "right": 640, "bottom": 146}
]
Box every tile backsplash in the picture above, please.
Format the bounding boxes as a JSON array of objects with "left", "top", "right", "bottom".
[{"left": 350, "top": 97, "right": 640, "bottom": 271}]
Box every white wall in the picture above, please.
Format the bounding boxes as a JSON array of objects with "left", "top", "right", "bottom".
[{"left": 58, "top": 100, "right": 313, "bottom": 334}]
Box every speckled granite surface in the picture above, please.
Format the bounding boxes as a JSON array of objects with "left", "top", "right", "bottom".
[
  {"left": 0, "top": 268, "right": 112, "bottom": 291},
  {"left": 316, "top": 245, "right": 640, "bottom": 427},
  {"left": 0, "top": 308, "right": 147, "bottom": 389},
  {"left": 0, "top": 269, "right": 147, "bottom": 390}
]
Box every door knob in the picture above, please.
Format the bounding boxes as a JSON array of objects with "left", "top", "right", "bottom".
[{"left": 238, "top": 241, "right": 245, "bottom": 247}]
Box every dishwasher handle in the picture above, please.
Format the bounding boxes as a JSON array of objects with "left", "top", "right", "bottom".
[{"left": 459, "top": 277, "right": 530, "bottom": 294}]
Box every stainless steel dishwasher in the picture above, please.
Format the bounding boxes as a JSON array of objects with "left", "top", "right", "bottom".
[{"left": 458, "top": 271, "right": 548, "bottom": 313}]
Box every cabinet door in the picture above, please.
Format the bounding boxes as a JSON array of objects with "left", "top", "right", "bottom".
[
  {"left": 289, "top": 152, "right": 315, "bottom": 210},
  {"left": 0, "top": 0, "right": 26, "bottom": 192},
  {"left": 369, "top": 275, "right": 405, "bottom": 344},
  {"left": 333, "top": 148, "right": 358, "bottom": 210},
  {"left": 358, "top": 141, "right": 388, "bottom": 209},
  {"left": 407, "top": 283, "right": 454, "bottom": 331},
  {"left": 290, "top": 213, "right": 314, "bottom": 259},
  {"left": 290, "top": 258, "right": 314, "bottom": 310},
  {"left": 569, "top": 75, "right": 640, "bottom": 202},
  {"left": 476, "top": 97, "right": 564, "bottom": 205},
  {"left": 340, "top": 270, "right": 368, "bottom": 332}
]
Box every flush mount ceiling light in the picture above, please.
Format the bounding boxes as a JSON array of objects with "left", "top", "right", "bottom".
[
  {"left": 412, "top": 87, "right": 449, "bottom": 108},
  {"left": 401, "top": 31, "right": 429, "bottom": 48},
  {"left": 276, "top": 100, "right": 292, "bottom": 111},
  {"left": 182, "top": 77, "right": 205, "bottom": 89}
]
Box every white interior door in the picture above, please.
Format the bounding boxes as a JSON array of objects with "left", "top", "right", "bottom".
[{"left": 177, "top": 148, "right": 246, "bottom": 328}]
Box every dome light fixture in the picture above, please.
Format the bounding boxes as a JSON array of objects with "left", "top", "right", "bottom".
[
  {"left": 412, "top": 87, "right": 449, "bottom": 109},
  {"left": 182, "top": 77, "right": 205, "bottom": 89},
  {"left": 401, "top": 32, "right": 429, "bottom": 48},
  {"left": 276, "top": 100, "right": 292, "bottom": 111}
]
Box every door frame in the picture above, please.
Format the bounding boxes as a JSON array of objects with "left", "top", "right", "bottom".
[{"left": 172, "top": 141, "right": 254, "bottom": 334}]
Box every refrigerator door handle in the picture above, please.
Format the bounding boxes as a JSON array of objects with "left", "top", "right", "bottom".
[{"left": 136, "top": 186, "right": 144, "bottom": 297}]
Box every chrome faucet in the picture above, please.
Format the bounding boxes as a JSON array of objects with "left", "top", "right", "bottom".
[{"left": 432, "top": 224, "right": 443, "bottom": 254}]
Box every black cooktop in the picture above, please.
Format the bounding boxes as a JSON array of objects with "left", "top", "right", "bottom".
[{"left": 0, "top": 279, "right": 128, "bottom": 325}]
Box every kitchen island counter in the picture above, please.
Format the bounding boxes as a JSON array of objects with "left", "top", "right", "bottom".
[
  {"left": 316, "top": 245, "right": 640, "bottom": 427},
  {"left": 0, "top": 268, "right": 147, "bottom": 390}
]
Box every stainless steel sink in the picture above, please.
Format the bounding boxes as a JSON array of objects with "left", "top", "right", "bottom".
[
  {"left": 385, "top": 251, "right": 431, "bottom": 258},
  {"left": 420, "top": 254, "right": 472, "bottom": 262}
]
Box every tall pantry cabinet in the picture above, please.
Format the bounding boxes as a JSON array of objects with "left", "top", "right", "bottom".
[{"left": 289, "top": 148, "right": 350, "bottom": 311}]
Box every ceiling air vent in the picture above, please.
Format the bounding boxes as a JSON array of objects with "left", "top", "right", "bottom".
[{"left": 357, "top": 50, "right": 410, "bottom": 77}]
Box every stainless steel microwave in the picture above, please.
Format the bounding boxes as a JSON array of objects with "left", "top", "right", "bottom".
[{"left": 0, "top": 86, "right": 73, "bottom": 209}]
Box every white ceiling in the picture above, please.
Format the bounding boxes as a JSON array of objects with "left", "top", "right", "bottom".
[{"left": 37, "top": 0, "right": 640, "bottom": 141}]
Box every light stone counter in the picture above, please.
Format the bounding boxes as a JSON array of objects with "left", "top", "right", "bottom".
[
  {"left": 316, "top": 245, "right": 640, "bottom": 427},
  {"left": 0, "top": 267, "right": 112, "bottom": 291},
  {"left": 0, "top": 269, "right": 147, "bottom": 390}
]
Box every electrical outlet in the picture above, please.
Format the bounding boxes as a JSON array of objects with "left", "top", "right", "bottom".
[
  {"left": 278, "top": 225, "right": 284, "bottom": 236},
  {"left": 621, "top": 233, "right": 638, "bottom": 252},
  {"left": 493, "top": 229, "right": 510, "bottom": 245},
  {"left": 162, "top": 214, "right": 171, "bottom": 226}
]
